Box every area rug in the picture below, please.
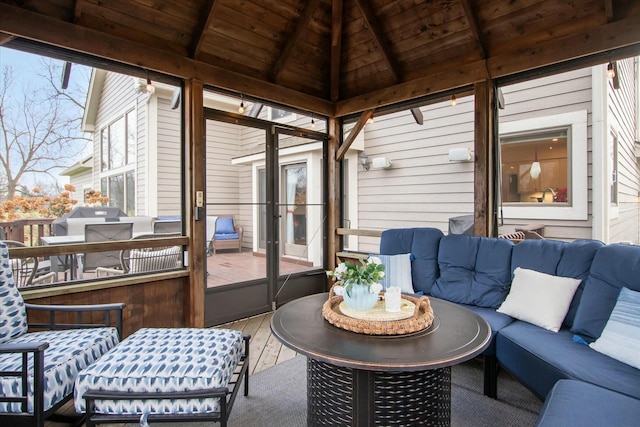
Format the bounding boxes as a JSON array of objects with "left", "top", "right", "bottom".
[{"left": 125, "top": 355, "right": 542, "bottom": 426}]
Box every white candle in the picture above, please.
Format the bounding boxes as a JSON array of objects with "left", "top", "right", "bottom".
[{"left": 385, "top": 286, "right": 402, "bottom": 312}]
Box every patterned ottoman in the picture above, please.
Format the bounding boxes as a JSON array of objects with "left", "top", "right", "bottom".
[{"left": 74, "top": 328, "right": 250, "bottom": 427}]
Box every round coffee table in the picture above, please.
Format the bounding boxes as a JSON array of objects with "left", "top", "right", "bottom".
[{"left": 270, "top": 293, "right": 491, "bottom": 427}]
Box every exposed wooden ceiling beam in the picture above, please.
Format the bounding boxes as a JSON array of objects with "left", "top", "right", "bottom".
[
  {"left": 460, "top": 0, "right": 487, "bottom": 59},
  {"left": 605, "top": 0, "right": 614, "bottom": 22},
  {"left": 330, "top": 0, "right": 343, "bottom": 102},
  {"left": 72, "top": 0, "right": 84, "bottom": 23},
  {"left": 354, "top": 0, "right": 401, "bottom": 82},
  {"left": 191, "top": 0, "right": 218, "bottom": 59},
  {"left": 0, "top": 2, "right": 334, "bottom": 117},
  {"left": 0, "top": 31, "right": 14, "bottom": 45},
  {"left": 271, "top": 0, "right": 321, "bottom": 82},
  {"left": 336, "top": 110, "right": 372, "bottom": 161},
  {"left": 336, "top": 15, "right": 640, "bottom": 117}
]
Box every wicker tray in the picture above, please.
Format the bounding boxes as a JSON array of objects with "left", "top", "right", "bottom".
[{"left": 322, "top": 289, "right": 434, "bottom": 336}]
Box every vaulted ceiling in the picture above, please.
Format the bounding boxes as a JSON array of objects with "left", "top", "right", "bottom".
[{"left": 1, "top": 0, "right": 639, "bottom": 117}]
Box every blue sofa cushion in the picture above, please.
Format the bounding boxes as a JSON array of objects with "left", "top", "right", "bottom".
[
  {"left": 572, "top": 244, "right": 640, "bottom": 342},
  {"left": 497, "top": 320, "right": 640, "bottom": 400},
  {"left": 511, "top": 239, "right": 564, "bottom": 275},
  {"left": 215, "top": 217, "right": 235, "bottom": 234},
  {"left": 556, "top": 240, "right": 604, "bottom": 327},
  {"left": 380, "top": 228, "right": 443, "bottom": 294},
  {"left": 536, "top": 379, "right": 640, "bottom": 427},
  {"left": 431, "top": 234, "right": 513, "bottom": 308},
  {"left": 459, "top": 304, "right": 514, "bottom": 355},
  {"left": 214, "top": 233, "right": 239, "bottom": 240}
]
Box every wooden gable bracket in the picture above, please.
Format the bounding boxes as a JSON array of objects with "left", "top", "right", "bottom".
[
  {"left": 190, "top": 0, "right": 219, "bottom": 59},
  {"left": 336, "top": 110, "right": 373, "bottom": 161}
]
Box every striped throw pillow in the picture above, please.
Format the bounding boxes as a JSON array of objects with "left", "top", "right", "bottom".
[
  {"left": 589, "top": 287, "right": 640, "bottom": 369},
  {"left": 374, "top": 253, "right": 414, "bottom": 294}
]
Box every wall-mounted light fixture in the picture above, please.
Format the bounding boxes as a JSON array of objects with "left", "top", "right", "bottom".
[
  {"left": 359, "top": 152, "right": 370, "bottom": 171},
  {"left": 359, "top": 152, "right": 392, "bottom": 170},
  {"left": 448, "top": 147, "right": 473, "bottom": 162},
  {"left": 451, "top": 94, "right": 457, "bottom": 106},
  {"left": 607, "top": 61, "right": 616, "bottom": 79}
]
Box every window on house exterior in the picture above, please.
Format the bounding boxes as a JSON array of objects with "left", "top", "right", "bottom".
[
  {"left": 500, "top": 129, "right": 569, "bottom": 204},
  {"left": 100, "top": 108, "right": 136, "bottom": 215},
  {"left": 609, "top": 132, "right": 619, "bottom": 205},
  {"left": 499, "top": 110, "right": 588, "bottom": 221}
]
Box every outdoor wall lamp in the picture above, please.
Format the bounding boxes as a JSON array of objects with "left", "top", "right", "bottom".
[{"left": 359, "top": 152, "right": 370, "bottom": 171}]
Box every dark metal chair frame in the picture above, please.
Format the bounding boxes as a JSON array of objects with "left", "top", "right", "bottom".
[{"left": 0, "top": 303, "right": 125, "bottom": 427}]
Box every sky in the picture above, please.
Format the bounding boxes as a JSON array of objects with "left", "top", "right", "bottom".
[{"left": 0, "top": 47, "right": 93, "bottom": 192}]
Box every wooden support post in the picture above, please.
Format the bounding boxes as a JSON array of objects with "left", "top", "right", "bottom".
[
  {"left": 327, "top": 118, "right": 341, "bottom": 275},
  {"left": 473, "top": 80, "right": 495, "bottom": 237},
  {"left": 184, "top": 79, "right": 205, "bottom": 327}
]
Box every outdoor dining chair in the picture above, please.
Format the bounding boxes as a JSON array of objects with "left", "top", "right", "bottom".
[
  {"left": 2, "top": 240, "right": 56, "bottom": 287},
  {"left": 95, "top": 233, "right": 182, "bottom": 277},
  {"left": 83, "top": 222, "right": 133, "bottom": 272}
]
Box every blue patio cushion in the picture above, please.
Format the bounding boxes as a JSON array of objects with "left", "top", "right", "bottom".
[
  {"left": 459, "top": 304, "right": 514, "bottom": 355},
  {"left": 556, "top": 240, "right": 604, "bottom": 328},
  {"left": 74, "top": 327, "right": 244, "bottom": 415},
  {"left": 511, "top": 239, "right": 564, "bottom": 275},
  {"left": 536, "top": 379, "right": 640, "bottom": 427},
  {"left": 0, "top": 242, "right": 28, "bottom": 344},
  {"left": 0, "top": 327, "right": 120, "bottom": 413},
  {"left": 214, "top": 233, "right": 239, "bottom": 240},
  {"left": 497, "top": 320, "right": 640, "bottom": 400},
  {"left": 431, "top": 234, "right": 513, "bottom": 308},
  {"left": 572, "top": 244, "right": 640, "bottom": 342},
  {"left": 380, "top": 228, "right": 443, "bottom": 294},
  {"left": 215, "top": 217, "right": 235, "bottom": 235}
]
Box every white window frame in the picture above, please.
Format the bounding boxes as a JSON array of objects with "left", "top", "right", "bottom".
[
  {"left": 608, "top": 129, "right": 620, "bottom": 218},
  {"left": 99, "top": 105, "right": 137, "bottom": 214},
  {"left": 501, "top": 110, "right": 588, "bottom": 220}
]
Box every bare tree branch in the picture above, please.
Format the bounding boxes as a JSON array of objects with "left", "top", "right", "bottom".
[{"left": 0, "top": 59, "right": 90, "bottom": 199}]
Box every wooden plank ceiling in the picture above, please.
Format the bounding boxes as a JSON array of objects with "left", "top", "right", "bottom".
[{"left": 0, "top": 0, "right": 639, "bottom": 116}]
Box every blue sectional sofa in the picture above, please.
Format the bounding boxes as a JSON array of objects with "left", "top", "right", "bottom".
[{"left": 379, "top": 228, "right": 640, "bottom": 426}]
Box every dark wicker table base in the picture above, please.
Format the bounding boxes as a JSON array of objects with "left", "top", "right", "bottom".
[{"left": 307, "top": 358, "right": 451, "bottom": 427}]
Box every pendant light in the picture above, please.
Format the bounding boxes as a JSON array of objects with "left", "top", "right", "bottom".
[{"left": 530, "top": 147, "right": 541, "bottom": 179}]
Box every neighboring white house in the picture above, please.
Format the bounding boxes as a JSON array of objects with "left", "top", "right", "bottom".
[{"left": 71, "top": 58, "right": 640, "bottom": 262}]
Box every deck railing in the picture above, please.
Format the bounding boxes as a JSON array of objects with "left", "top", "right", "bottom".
[{"left": 0, "top": 218, "right": 55, "bottom": 246}]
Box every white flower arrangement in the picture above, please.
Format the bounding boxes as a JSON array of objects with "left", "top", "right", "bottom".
[{"left": 326, "top": 257, "right": 385, "bottom": 296}]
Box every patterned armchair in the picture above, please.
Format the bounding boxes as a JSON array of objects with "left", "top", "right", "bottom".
[{"left": 0, "top": 242, "right": 124, "bottom": 427}]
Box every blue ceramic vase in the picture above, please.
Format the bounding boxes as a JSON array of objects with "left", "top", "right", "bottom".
[{"left": 343, "top": 280, "right": 379, "bottom": 311}]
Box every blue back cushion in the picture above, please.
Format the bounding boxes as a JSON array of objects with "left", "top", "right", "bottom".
[
  {"left": 572, "top": 244, "right": 640, "bottom": 342},
  {"left": 557, "top": 240, "right": 604, "bottom": 327},
  {"left": 431, "top": 234, "right": 513, "bottom": 308},
  {"left": 512, "top": 239, "right": 603, "bottom": 328},
  {"left": 215, "top": 217, "right": 235, "bottom": 234},
  {"left": 511, "top": 239, "right": 564, "bottom": 275},
  {"left": 380, "top": 228, "right": 443, "bottom": 294}
]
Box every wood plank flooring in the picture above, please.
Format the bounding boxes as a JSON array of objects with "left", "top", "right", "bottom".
[{"left": 45, "top": 312, "right": 290, "bottom": 426}]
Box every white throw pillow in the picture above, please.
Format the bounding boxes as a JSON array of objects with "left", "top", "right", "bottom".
[
  {"left": 497, "top": 267, "right": 581, "bottom": 332},
  {"left": 589, "top": 287, "right": 640, "bottom": 370},
  {"left": 374, "top": 253, "right": 414, "bottom": 294}
]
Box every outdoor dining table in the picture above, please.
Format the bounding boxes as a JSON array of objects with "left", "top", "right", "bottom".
[{"left": 40, "top": 234, "right": 86, "bottom": 280}]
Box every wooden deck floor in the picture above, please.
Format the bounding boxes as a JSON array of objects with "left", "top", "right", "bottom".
[{"left": 45, "top": 312, "right": 289, "bottom": 427}]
